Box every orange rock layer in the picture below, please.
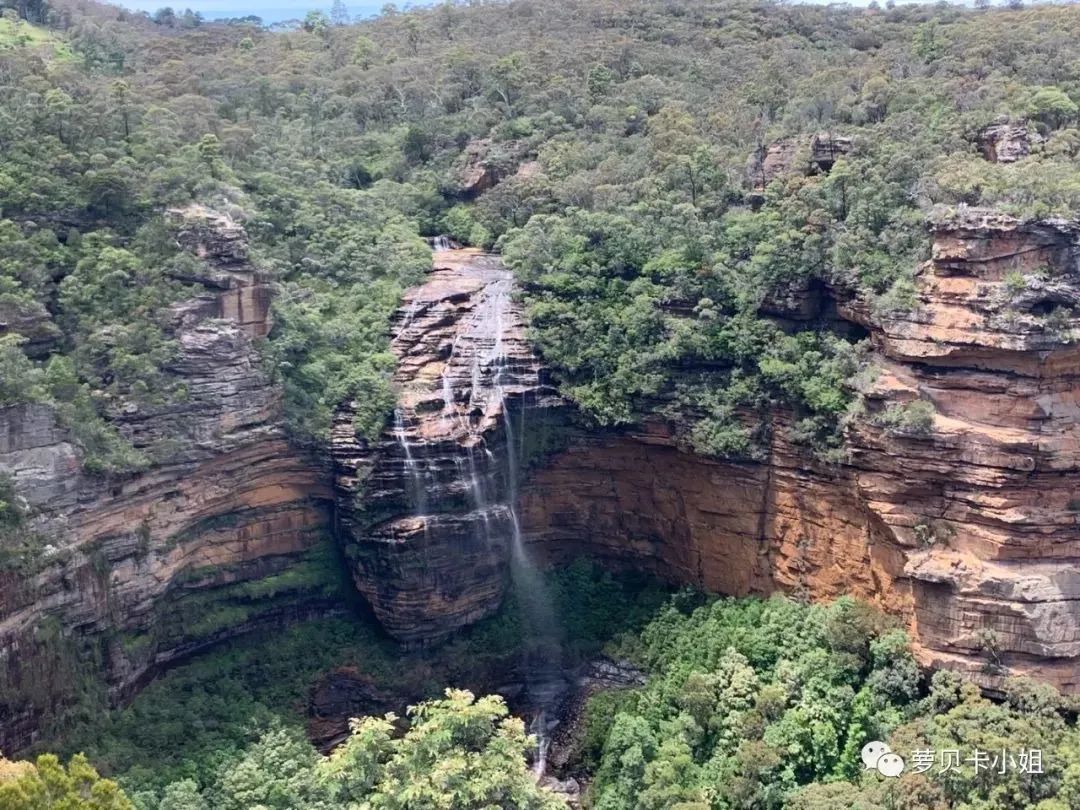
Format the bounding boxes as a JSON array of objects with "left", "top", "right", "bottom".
[{"left": 338, "top": 211, "right": 1080, "bottom": 695}]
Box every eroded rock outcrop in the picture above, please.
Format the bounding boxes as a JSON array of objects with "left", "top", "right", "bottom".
[
  {"left": 748, "top": 132, "right": 853, "bottom": 191},
  {"left": 0, "top": 207, "right": 333, "bottom": 754},
  {"left": 457, "top": 138, "right": 534, "bottom": 198},
  {"left": 978, "top": 119, "right": 1045, "bottom": 164},
  {"left": 8, "top": 204, "right": 1080, "bottom": 754},
  {"left": 337, "top": 211, "right": 1080, "bottom": 696},
  {"left": 520, "top": 210, "right": 1080, "bottom": 692},
  {"left": 332, "top": 249, "right": 561, "bottom": 645}
]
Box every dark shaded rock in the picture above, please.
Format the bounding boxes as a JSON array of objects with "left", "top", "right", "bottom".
[{"left": 307, "top": 667, "right": 399, "bottom": 751}]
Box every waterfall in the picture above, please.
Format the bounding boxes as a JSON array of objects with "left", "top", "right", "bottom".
[
  {"left": 390, "top": 248, "right": 563, "bottom": 774},
  {"left": 490, "top": 296, "right": 562, "bottom": 779},
  {"left": 393, "top": 408, "right": 428, "bottom": 516}
]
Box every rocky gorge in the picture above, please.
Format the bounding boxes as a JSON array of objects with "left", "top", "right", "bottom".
[{"left": 4, "top": 203, "right": 1080, "bottom": 755}]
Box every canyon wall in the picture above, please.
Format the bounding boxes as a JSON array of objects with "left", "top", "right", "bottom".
[
  {"left": 0, "top": 207, "right": 334, "bottom": 754},
  {"left": 5, "top": 205, "right": 1080, "bottom": 753},
  {"left": 847, "top": 210, "right": 1080, "bottom": 691},
  {"left": 336, "top": 210, "right": 1080, "bottom": 694}
]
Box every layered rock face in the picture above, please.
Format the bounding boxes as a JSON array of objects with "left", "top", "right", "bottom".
[
  {"left": 0, "top": 208, "right": 333, "bottom": 754},
  {"left": 344, "top": 213, "right": 1080, "bottom": 695},
  {"left": 332, "top": 249, "right": 560, "bottom": 645},
  {"left": 7, "top": 205, "right": 1080, "bottom": 755},
  {"left": 844, "top": 210, "right": 1080, "bottom": 691},
  {"left": 334, "top": 249, "right": 898, "bottom": 649},
  {"left": 523, "top": 210, "right": 1080, "bottom": 691}
]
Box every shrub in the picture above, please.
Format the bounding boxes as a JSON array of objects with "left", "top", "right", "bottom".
[{"left": 873, "top": 400, "right": 935, "bottom": 437}]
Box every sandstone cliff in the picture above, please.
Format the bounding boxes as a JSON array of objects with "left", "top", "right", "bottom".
[
  {"left": 848, "top": 209, "right": 1080, "bottom": 691},
  {"left": 335, "top": 211, "right": 1080, "bottom": 695},
  {"left": 332, "top": 249, "right": 561, "bottom": 644},
  {"left": 522, "top": 209, "right": 1080, "bottom": 693},
  {"left": 0, "top": 208, "right": 333, "bottom": 754},
  {"left": 6, "top": 206, "right": 1080, "bottom": 754}
]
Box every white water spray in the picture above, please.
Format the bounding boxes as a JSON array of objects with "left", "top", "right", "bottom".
[{"left": 393, "top": 408, "right": 428, "bottom": 516}]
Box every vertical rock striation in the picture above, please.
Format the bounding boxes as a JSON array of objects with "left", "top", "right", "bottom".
[{"left": 521, "top": 209, "right": 1080, "bottom": 692}]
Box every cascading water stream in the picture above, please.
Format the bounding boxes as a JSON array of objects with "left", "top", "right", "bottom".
[
  {"left": 393, "top": 408, "right": 428, "bottom": 516},
  {"left": 487, "top": 282, "right": 563, "bottom": 778},
  {"left": 399, "top": 251, "right": 563, "bottom": 775}
]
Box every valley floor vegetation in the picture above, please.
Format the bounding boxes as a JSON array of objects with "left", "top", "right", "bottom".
[{"left": 5, "top": 566, "right": 1080, "bottom": 809}]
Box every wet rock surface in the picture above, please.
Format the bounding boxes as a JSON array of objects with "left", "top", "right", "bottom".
[{"left": 332, "top": 249, "right": 562, "bottom": 645}]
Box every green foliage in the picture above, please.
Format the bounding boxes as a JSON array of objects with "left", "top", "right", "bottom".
[
  {"left": 0, "top": 753, "right": 133, "bottom": 809},
  {"left": 5, "top": 693, "right": 567, "bottom": 810},
  {"left": 6, "top": 3, "right": 1080, "bottom": 805},
  {"left": 0, "top": 473, "right": 24, "bottom": 529},
  {"left": 29, "top": 573, "right": 1080, "bottom": 810},
  {"left": 574, "top": 590, "right": 1080, "bottom": 810},
  {"left": 0, "top": 335, "right": 46, "bottom": 405},
  {"left": 57, "top": 229, "right": 190, "bottom": 407},
  {"left": 873, "top": 400, "right": 936, "bottom": 437},
  {"left": 0, "top": 15, "right": 71, "bottom": 58},
  {"left": 1029, "top": 87, "right": 1079, "bottom": 131},
  {"left": 585, "top": 595, "right": 915, "bottom": 808},
  {"left": 324, "top": 690, "right": 565, "bottom": 810},
  {"left": 44, "top": 356, "right": 150, "bottom": 475},
  {"left": 503, "top": 207, "right": 865, "bottom": 454},
  {"left": 3, "top": 0, "right": 1079, "bottom": 460},
  {"left": 255, "top": 183, "right": 430, "bottom": 444},
  {"left": 48, "top": 560, "right": 666, "bottom": 805},
  {"left": 0, "top": 471, "right": 48, "bottom": 573},
  {"left": 177, "top": 691, "right": 566, "bottom": 810}
]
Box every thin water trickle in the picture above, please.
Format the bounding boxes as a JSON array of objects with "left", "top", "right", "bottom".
[
  {"left": 399, "top": 250, "right": 563, "bottom": 775},
  {"left": 393, "top": 408, "right": 428, "bottom": 516},
  {"left": 531, "top": 714, "right": 550, "bottom": 777},
  {"left": 491, "top": 304, "right": 562, "bottom": 779}
]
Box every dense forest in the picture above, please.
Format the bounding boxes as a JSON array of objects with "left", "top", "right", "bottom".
[
  {"left": 7, "top": 567, "right": 1080, "bottom": 809},
  {"left": 3, "top": 0, "right": 1080, "bottom": 464},
  {"left": 3, "top": 0, "right": 1080, "bottom": 806}
]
